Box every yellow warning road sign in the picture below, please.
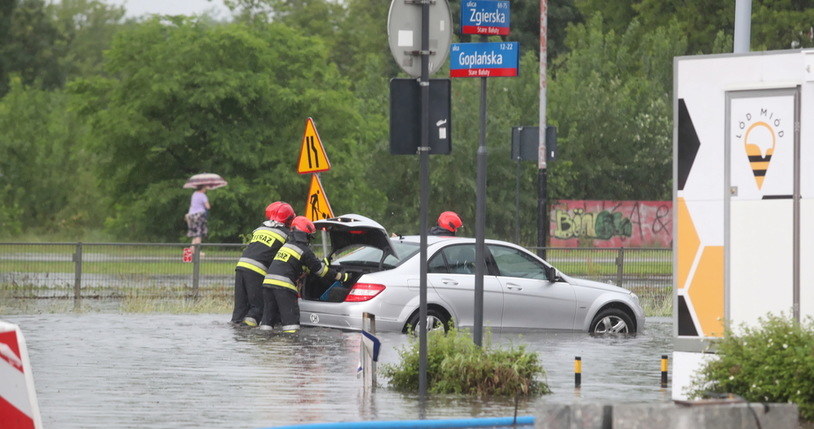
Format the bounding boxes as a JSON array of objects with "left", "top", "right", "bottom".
[
  {"left": 297, "top": 117, "right": 332, "bottom": 174},
  {"left": 305, "top": 174, "right": 334, "bottom": 221}
]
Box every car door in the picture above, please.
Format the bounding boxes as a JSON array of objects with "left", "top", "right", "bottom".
[
  {"left": 427, "top": 243, "right": 504, "bottom": 329},
  {"left": 487, "top": 244, "right": 577, "bottom": 330}
]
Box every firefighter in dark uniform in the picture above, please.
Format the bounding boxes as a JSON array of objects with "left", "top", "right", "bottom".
[
  {"left": 231, "top": 201, "right": 295, "bottom": 326},
  {"left": 428, "top": 211, "right": 463, "bottom": 236},
  {"left": 260, "top": 216, "right": 349, "bottom": 332}
]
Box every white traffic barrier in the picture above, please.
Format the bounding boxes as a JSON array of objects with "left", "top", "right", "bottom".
[{"left": 0, "top": 320, "right": 42, "bottom": 429}]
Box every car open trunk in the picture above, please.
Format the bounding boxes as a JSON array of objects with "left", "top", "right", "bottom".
[
  {"left": 301, "top": 270, "right": 366, "bottom": 302},
  {"left": 300, "top": 214, "right": 394, "bottom": 303}
]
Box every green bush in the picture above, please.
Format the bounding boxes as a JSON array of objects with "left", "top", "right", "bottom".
[
  {"left": 381, "top": 328, "right": 551, "bottom": 396},
  {"left": 688, "top": 314, "right": 814, "bottom": 421}
]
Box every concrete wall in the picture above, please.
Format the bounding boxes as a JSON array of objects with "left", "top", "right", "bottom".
[{"left": 535, "top": 402, "right": 799, "bottom": 429}]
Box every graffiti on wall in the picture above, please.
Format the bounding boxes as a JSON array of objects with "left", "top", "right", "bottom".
[{"left": 550, "top": 200, "right": 672, "bottom": 248}]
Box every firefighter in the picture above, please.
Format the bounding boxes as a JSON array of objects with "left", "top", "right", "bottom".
[
  {"left": 429, "top": 211, "right": 463, "bottom": 236},
  {"left": 260, "top": 216, "right": 349, "bottom": 332},
  {"left": 231, "top": 201, "right": 295, "bottom": 327}
]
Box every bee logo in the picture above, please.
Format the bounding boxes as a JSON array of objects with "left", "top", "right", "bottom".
[{"left": 735, "top": 109, "right": 785, "bottom": 190}]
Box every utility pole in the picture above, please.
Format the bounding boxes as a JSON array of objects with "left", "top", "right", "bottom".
[{"left": 537, "top": 0, "right": 549, "bottom": 257}]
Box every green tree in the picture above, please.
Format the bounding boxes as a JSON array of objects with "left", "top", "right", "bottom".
[
  {"left": 631, "top": 0, "right": 733, "bottom": 55},
  {"left": 632, "top": 0, "right": 814, "bottom": 54},
  {"left": 0, "top": 0, "right": 15, "bottom": 97},
  {"left": 72, "top": 18, "right": 376, "bottom": 241},
  {"left": 547, "top": 15, "right": 685, "bottom": 201},
  {"left": 49, "top": 0, "right": 127, "bottom": 80},
  {"left": 331, "top": 0, "right": 397, "bottom": 79},
  {"left": 259, "top": 0, "right": 345, "bottom": 41},
  {"left": 752, "top": 0, "right": 814, "bottom": 50},
  {"left": 0, "top": 0, "right": 127, "bottom": 96},
  {"left": 0, "top": 80, "right": 103, "bottom": 234},
  {"left": 573, "top": 0, "right": 634, "bottom": 35},
  {"left": 2, "top": 0, "right": 65, "bottom": 94},
  {"left": 509, "top": 0, "right": 583, "bottom": 62}
]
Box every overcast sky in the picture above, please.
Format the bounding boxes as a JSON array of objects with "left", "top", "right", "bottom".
[{"left": 108, "top": 0, "right": 232, "bottom": 19}]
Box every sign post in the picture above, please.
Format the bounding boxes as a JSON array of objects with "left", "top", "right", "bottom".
[
  {"left": 453, "top": 0, "right": 518, "bottom": 348},
  {"left": 388, "top": 0, "right": 452, "bottom": 401},
  {"left": 297, "top": 117, "right": 333, "bottom": 257},
  {"left": 539, "top": 0, "right": 549, "bottom": 261}
]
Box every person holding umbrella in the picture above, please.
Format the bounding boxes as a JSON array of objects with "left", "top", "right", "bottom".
[
  {"left": 183, "top": 173, "right": 227, "bottom": 249},
  {"left": 185, "top": 185, "right": 211, "bottom": 247}
]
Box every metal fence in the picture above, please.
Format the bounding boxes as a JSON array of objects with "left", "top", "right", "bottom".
[
  {"left": 0, "top": 242, "right": 672, "bottom": 315},
  {"left": 531, "top": 247, "right": 673, "bottom": 316},
  {"left": 0, "top": 242, "right": 243, "bottom": 300}
]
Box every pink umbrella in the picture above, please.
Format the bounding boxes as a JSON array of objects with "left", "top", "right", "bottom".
[{"left": 183, "top": 173, "right": 228, "bottom": 189}]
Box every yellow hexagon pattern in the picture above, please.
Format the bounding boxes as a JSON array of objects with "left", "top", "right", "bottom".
[
  {"left": 677, "top": 198, "right": 699, "bottom": 290},
  {"left": 677, "top": 197, "right": 725, "bottom": 338},
  {"left": 687, "top": 246, "right": 724, "bottom": 337}
]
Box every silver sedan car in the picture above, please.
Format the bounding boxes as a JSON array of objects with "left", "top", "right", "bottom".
[{"left": 299, "top": 214, "right": 644, "bottom": 335}]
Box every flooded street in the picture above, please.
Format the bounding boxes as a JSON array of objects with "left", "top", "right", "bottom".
[{"left": 4, "top": 312, "right": 673, "bottom": 428}]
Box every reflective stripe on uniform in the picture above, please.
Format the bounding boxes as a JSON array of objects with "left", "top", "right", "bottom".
[
  {"left": 315, "top": 263, "right": 328, "bottom": 277},
  {"left": 236, "top": 258, "right": 267, "bottom": 276},
  {"left": 250, "top": 228, "right": 285, "bottom": 246},
  {"left": 274, "top": 244, "right": 304, "bottom": 262},
  {"left": 281, "top": 324, "right": 300, "bottom": 332},
  {"left": 263, "top": 274, "right": 297, "bottom": 292}
]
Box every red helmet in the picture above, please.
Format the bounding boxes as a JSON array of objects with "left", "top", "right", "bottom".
[
  {"left": 265, "top": 202, "right": 295, "bottom": 226},
  {"left": 437, "top": 211, "right": 463, "bottom": 232},
  {"left": 291, "top": 216, "right": 316, "bottom": 234}
]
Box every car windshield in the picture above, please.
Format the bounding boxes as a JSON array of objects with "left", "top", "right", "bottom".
[{"left": 332, "top": 239, "right": 420, "bottom": 270}]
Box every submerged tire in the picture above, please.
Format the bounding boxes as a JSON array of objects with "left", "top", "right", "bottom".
[
  {"left": 589, "top": 308, "right": 635, "bottom": 335},
  {"left": 404, "top": 308, "right": 450, "bottom": 334}
]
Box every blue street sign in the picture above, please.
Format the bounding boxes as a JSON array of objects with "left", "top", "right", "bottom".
[
  {"left": 460, "top": 0, "right": 510, "bottom": 35},
  {"left": 449, "top": 42, "right": 519, "bottom": 78}
]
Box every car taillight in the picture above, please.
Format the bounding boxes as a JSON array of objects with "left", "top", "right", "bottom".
[{"left": 344, "top": 283, "right": 385, "bottom": 302}]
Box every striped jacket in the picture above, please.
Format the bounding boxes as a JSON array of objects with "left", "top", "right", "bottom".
[
  {"left": 235, "top": 221, "right": 288, "bottom": 276},
  {"left": 263, "top": 230, "right": 339, "bottom": 293}
]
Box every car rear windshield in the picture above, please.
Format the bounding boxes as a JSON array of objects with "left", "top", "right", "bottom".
[{"left": 333, "top": 239, "right": 420, "bottom": 270}]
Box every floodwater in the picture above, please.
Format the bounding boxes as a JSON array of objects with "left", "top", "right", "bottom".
[{"left": 4, "top": 311, "right": 673, "bottom": 429}]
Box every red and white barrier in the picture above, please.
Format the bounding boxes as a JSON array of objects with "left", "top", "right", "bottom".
[{"left": 0, "top": 321, "right": 42, "bottom": 429}]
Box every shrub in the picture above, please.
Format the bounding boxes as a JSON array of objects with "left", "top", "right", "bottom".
[
  {"left": 688, "top": 314, "right": 814, "bottom": 421},
  {"left": 381, "top": 328, "right": 551, "bottom": 396}
]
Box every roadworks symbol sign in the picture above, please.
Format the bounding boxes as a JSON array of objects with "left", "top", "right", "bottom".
[
  {"left": 305, "top": 174, "right": 334, "bottom": 221},
  {"left": 297, "top": 117, "right": 331, "bottom": 174}
]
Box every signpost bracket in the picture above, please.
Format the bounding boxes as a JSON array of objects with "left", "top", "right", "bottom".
[{"left": 407, "top": 50, "right": 436, "bottom": 56}]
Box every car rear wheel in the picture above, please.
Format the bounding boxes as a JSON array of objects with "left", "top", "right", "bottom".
[
  {"left": 405, "top": 308, "right": 450, "bottom": 334},
  {"left": 589, "top": 308, "right": 634, "bottom": 335}
]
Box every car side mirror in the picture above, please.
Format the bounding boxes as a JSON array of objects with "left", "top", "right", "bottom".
[{"left": 545, "top": 265, "right": 559, "bottom": 282}]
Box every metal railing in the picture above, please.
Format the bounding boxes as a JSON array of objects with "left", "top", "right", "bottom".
[
  {"left": 0, "top": 242, "right": 243, "bottom": 300},
  {"left": 0, "top": 242, "right": 672, "bottom": 315},
  {"left": 532, "top": 246, "right": 673, "bottom": 316}
]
